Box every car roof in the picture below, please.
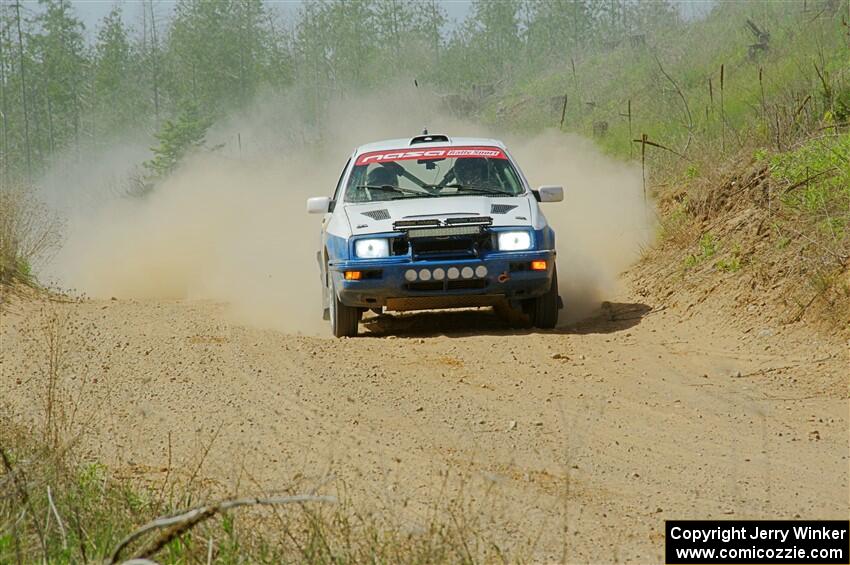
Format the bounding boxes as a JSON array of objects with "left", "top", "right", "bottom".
[{"left": 353, "top": 135, "right": 508, "bottom": 156}]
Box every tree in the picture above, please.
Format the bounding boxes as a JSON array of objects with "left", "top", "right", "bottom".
[
  {"left": 93, "top": 6, "right": 136, "bottom": 138},
  {"left": 143, "top": 103, "right": 212, "bottom": 181},
  {"left": 13, "top": 0, "right": 32, "bottom": 179},
  {"left": 524, "top": 0, "right": 593, "bottom": 63},
  {"left": 29, "top": 0, "right": 86, "bottom": 158},
  {"left": 371, "top": 0, "right": 446, "bottom": 79},
  {"left": 166, "top": 0, "right": 274, "bottom": 115}
]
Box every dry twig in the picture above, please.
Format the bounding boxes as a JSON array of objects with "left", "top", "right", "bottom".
[
  {"left": 47, "top": 485, "right": 68, "bottom": 550},
  {"left": 106, "top": 493, "right": 336, "bottom": 564}
]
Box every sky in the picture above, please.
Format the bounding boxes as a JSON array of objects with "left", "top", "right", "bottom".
[
  {"left": 43, "top": 0, "right": 715, "bottom": 43},
  {"left": 66, "top": 0, "right": 474, "bottom": 41}
]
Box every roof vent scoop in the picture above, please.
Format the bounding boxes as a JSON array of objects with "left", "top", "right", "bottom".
[{"left": 410, "top": 132, "right": 449, "bottom": 145}]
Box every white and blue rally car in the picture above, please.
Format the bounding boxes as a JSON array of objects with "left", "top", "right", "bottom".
[{"left": 307, "top": 133, "right": 564, "bottom": 337}]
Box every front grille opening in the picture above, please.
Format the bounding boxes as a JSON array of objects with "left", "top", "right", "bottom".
[
  {"left": 447, "top": 279, "right": 487, "bottom": 290},
  {"left": 413, "top": 237, "right": 474, "bottom": 256},
  {"left": 391, "top": 236, "right": 408, "bottom": 256},
  {"left": 509, "top": 262, "right": 529, "bottom": 272},
  {"left": 360, "top": 270, "right": 383, "bottom": 280},
  {"left": 406, "top": 281, "right": 444, "bottom": 291}
]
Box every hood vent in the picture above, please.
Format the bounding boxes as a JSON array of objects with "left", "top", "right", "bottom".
[
  {"left": 490, "top": 204, "right": 518, "bottom": 215},
  {"left": 361, "top": 209, "right": 390, "bottom": 221}
]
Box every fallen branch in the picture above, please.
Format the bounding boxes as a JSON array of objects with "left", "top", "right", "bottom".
[
  {"left": 653, "top": 52, "right": 693, "bottom": 154},
  {"left": 106, "top": 494, "right": 336, "bottom": 565},
  {"left": 631, "top": 136, "right": 691, "bottom": 161},
  {"left": 781, "top": 167, "right": 838, "bottom": 194},
  {"left": 775, "top": 221, "right": 848, "bottom": 263},
  {"left": 47, "top": 485, "right": 68, "bottom": 550},
  {"left": 736, "top": 355, "right": 833, "bottom": 378},
  {"left": 1, "top": 447, "right": 47, "bottom": 559}
]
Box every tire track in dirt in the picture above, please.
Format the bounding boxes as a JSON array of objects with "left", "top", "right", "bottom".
[{"left": 1, "top": 290, "right": 847, "bottom": 562}]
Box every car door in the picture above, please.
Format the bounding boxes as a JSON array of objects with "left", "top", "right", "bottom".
[{"left": 320, "top": 157, "right": 352, "bottom": 312}]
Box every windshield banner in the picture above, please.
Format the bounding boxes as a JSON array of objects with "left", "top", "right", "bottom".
[{"left": 355, "top": 146, "right": 507, "bottom": 166}]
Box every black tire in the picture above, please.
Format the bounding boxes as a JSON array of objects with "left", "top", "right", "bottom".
[
  {"left": 330, "top": 278, "right": 360, "bottom": 337},
  {"left": 528, "top": 265, "right": 560, "bottom": 329},
  {"left": 494, "top": 300, "right": 532, "bottom": 328}
]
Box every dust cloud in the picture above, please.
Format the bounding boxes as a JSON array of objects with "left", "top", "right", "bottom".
[
  {"left": 508, "top": 131, "right": 655, "bottom": 322},
  {"left": 44, "top": 89, "right": 652, "bottom": 333}
]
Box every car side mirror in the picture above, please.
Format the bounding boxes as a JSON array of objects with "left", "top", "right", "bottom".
[
  {"left": 537, "top": 185, "right": 564, "bottom": 203},
  {"left": 307, "top": 196, "right": 331, "bottom": 214}
]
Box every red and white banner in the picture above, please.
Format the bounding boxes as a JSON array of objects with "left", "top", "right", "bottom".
[{"left": 355, "top": 146, "right": 506, "bottom": 166}]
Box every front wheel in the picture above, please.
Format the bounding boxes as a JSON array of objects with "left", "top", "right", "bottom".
[
  {"left": 330, "top": 278, "right": 361, "bottom": 337},
  {"left": 526, "top": 265, "right": 560, "bottom": 329}
]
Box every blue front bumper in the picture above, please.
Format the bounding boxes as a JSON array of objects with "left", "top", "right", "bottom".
[{"left": 329, "top": 250, "right": 555, "bottom": 310}]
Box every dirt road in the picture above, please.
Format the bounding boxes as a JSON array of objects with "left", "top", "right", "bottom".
[{"left": 1, "top": 275, "right": 847, "bottom": 562}]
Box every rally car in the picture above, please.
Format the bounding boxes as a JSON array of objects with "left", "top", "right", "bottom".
[{"left": 307, "top": 132, "right": 563, "bottom": 337}]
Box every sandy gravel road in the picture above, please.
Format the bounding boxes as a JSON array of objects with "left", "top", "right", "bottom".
[{"left": 1, "top": 281, "right": 847, "bottom": 563}]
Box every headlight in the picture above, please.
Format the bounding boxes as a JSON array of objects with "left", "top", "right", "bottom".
[
  {"left": 354, "top": 238, "right": 390, "bottom": 258},
  {"left": 497, "top": 231, "right": 532, "bottom": 251}
]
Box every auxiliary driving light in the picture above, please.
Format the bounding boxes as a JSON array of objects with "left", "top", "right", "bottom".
[
  {"left": 419, "top": 269, "right": 432, "bottom": 281},
  {"left": 461, "top": 266, "right": 474, "bottom": 279},
  {"left": 404, "top": 269, "right": 417, "bottom": 282},
  {"left": 344, "top": 271, "right": 362, "bottom": 281},
  {"left": 531, "top": 260, "right": 548, "bottom": 271},
  {"left": 433, "top": 268, "right": 446, "bottom": 280},
  {"left": 475, "top": 265, "right": 488, "bottom": 278},
  {"left": 447, "top": 267, "right": 460, "bottom": 280}
]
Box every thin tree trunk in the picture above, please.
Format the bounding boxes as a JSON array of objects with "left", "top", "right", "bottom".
[
  {"left": 148, "top": 0, "right": 160, "bottom": 123},
  {"left": 72, "top": 76, "right": 80, "bottom": 160},
  {"left": 46, "top": 94, "right": 55, "bottom": 155},
  {"left": 433, "top": 1, "right": 440, "bottom": 56},
  {"left": 572, "top": 0, "right": 579, "bottom": 52},
  {"left": 191, "top": 61, "right": 197, "bottom": 103},
  {"left": 0, "top": 3, "right": 10, "bottom": 186},
  {"left": 238, "top": 3, "right": 247, "bottom": 105},
  {"left": 14, "top": 0, "right": 31, "bottom": 181}
]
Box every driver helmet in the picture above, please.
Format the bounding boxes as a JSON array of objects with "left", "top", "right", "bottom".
[
  {"left": 454, "top": 158, "right": 489, "bottom": 186},
  {"left": 366, "top": 165, "right": 398, "bottom": 187}
]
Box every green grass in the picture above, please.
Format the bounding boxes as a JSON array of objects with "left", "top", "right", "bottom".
[
  {"left": 771, "top": 131, "right": 850, "bottom": 236},
  {"left": 486, "top": 2, "right": 848, "bottom": 317},
  {"left": 684, "top": 232, "right": 718, "bottom": 269},
  {"left": 485, "top": 2, "right": 849, "bottom": 168},
  {"left": 716, "top": 246, "right": 743, "bottom": 273},
  {"left": 0, "top": 428, "right": 514, "bottom": 564}
]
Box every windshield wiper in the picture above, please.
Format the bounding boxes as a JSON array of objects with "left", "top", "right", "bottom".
[
  {"left": 356, "top": 184, "right": 437, "bottom": 197},
  {"left": 440, "top": 183, "right": 515, "bottom": 196}
]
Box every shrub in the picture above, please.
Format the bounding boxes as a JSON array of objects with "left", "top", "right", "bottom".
[{"left": 0, "top": 188, "right": 62, "bottom": 285}]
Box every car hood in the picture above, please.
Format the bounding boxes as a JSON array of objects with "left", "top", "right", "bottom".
[{"left": 343, "top": 195, "right": 533, "bottom": 236}]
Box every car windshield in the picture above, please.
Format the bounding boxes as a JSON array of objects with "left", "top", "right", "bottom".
[{"left": 344, "top": 146, "right": 525, "bottom": 203}]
